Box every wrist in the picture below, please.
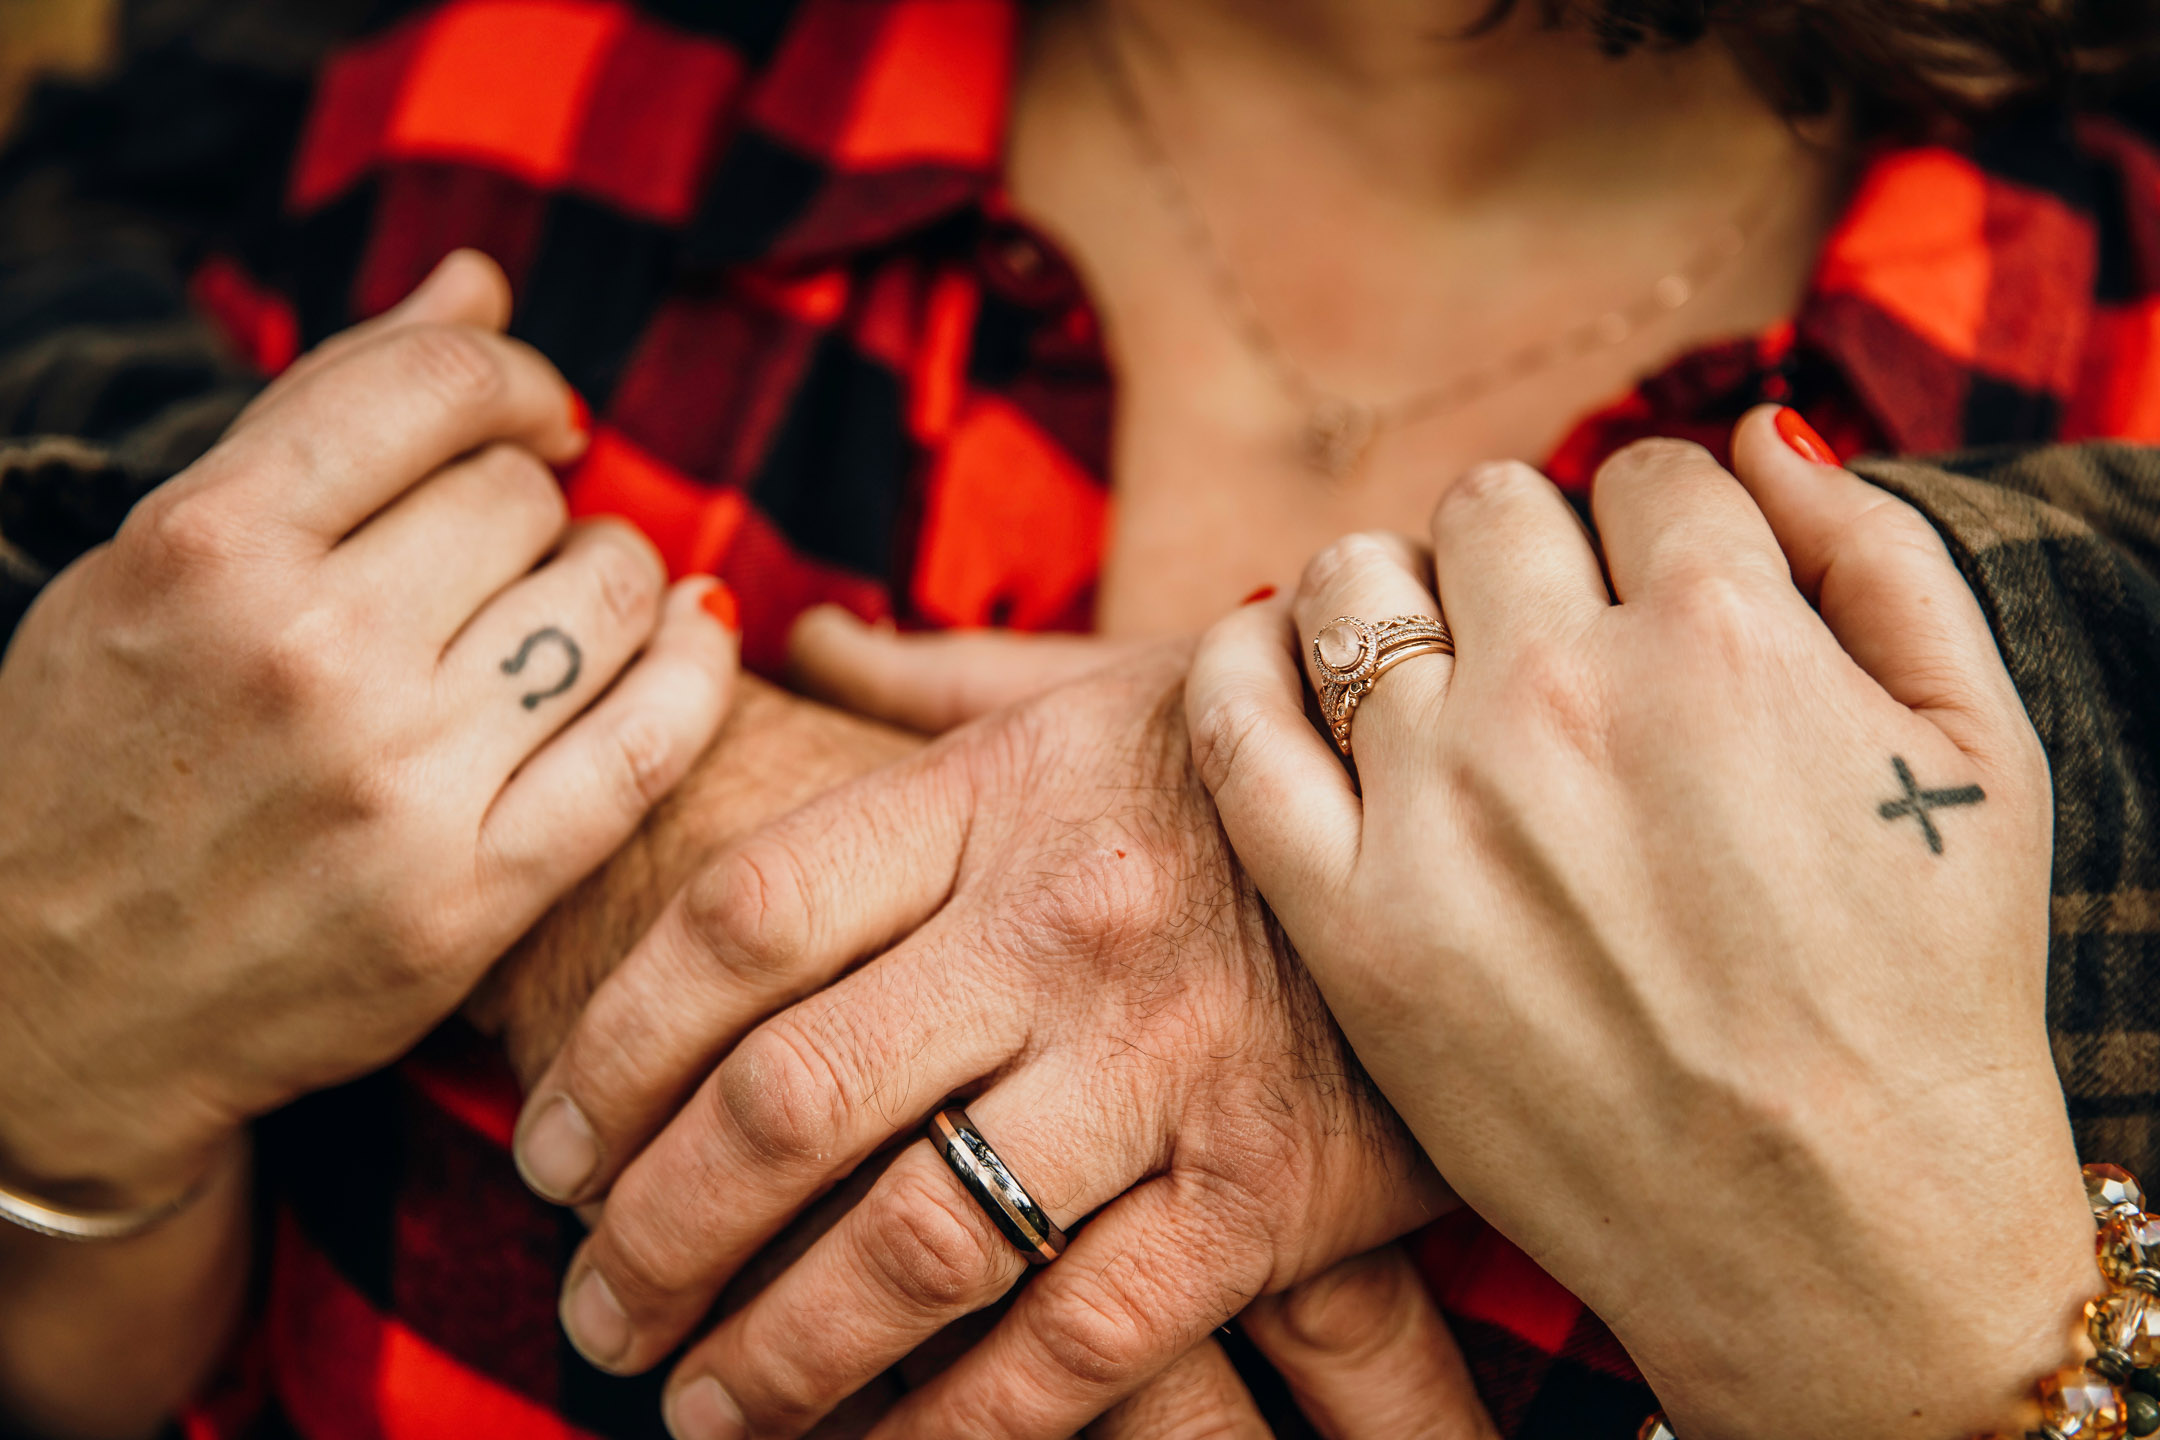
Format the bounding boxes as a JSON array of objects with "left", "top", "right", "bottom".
[
  {"left": 0, "top": 1130, "right": 245, "bottom": 1242},
  {"left": 0, "top": 1044, "right": 233, "bottom": 1217},
  {"left": 0, "top": 941, "right": 226, "bottom": 1212},
  {"left": 0, "top": 1119, "right": 235, "bottom": 1219},
  {"left": 1643, "top": 1156, "right": 2118, "bottom": 1440}
]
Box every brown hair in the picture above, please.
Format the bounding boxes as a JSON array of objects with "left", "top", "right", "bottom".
[{"left": 1483, "top": 0, "right": 2160, "bottom": 134}]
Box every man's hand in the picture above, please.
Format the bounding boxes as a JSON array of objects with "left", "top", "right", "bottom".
[
  {"left": 514, "top": 645, "right": 1451, "bottom": 1439},
  {"left": 473, "top": 670, "right": 1475, "bottom": 1440},
  {"left": 467, "top": 674, "right": 921, "bottom": 1088}
]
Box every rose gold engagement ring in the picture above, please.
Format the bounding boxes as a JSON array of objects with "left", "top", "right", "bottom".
[{"left": 1310, "top": 614, "right": 1454, "bottom": 759}]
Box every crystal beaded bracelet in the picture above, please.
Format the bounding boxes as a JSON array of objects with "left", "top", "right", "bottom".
[{"left": 1640, "top": 1163, "right": 2160, "bottom": 1440}]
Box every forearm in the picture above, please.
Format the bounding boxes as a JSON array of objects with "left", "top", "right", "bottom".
[{"left": 0, "top": 1138, "right": 252, "bottom": 1440}]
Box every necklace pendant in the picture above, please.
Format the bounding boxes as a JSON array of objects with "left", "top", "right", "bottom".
[{"left": 1303, "top": 399, "right": 1376, "bottom": 480}]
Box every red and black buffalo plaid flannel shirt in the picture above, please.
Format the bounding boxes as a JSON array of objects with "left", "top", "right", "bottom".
[{"left": 6, "top": 2, "right": 2160, "bottom": 1437}]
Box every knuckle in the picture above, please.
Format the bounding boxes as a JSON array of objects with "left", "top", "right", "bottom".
[
  {"left": 1035, "top": 1267, "right": 1165, "bottom": 1389},
  {"left": 1444, "top": 458, "right": 1546, "bottom": 512},
  {"left": 1848, "top": 494, "right": 1948, "bottom": 566},
  {"left": 1296, "top": 531, "right": 1401, "bottom": 601},
  {"left": 602, "top": 710, "right": 680, "bottom": 818},
  {"left": 678, "top": 840, "right": 814, "bottom": 986},
  {"left": 246, "top": 601, "right": 365, "bottom": 719},
  {"left": 1273, "top": 1256, "right": 1415, "bottom": 1358},
  {"left": 860, "top": 1165, "right": 1008, "bottom": 1313},
  {"left": 1026, "top": 846, "right": 1159, "bottom": 956},
  {"left": 580, "top": 526, "right": 664, "bottom": 630},
  {"left": 390, "top": 324, "right": 505, "bottom": 411},
  {"left": 726, "top": 1355, "right": 828, "bottom": 1434},
  {"left": 712, "top": 1021, "right": 848, "bottom": 1168},
  {"left": 1186, "top": 681, "right": 1268, "bottom": 797},
  {"left": 126, "top": 489, "right": 247, "bottom": 579},
  {"left": 1595, "top": 436, "right": 1713, "bottom": 491},
  {"left": 477, "top": 442, "right": 570, "bottom": 533},
  {"left": 593, "top": 1212, "right": 698, "bottom": 1315},
  {"left": 1661, "top": 571, "right": 1775, "bottom": 655}
]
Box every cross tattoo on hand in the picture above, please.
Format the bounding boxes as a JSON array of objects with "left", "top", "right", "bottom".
[{"left": 1877, "top": 755, "right": 1985, "bottom": 855}]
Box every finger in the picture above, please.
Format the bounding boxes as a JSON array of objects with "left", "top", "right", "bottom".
[
  {"left": 1240, "top": 1246, "right": 1497, "bottom": 1440},
  {"left": 179, "top": 319, "right": 588, "bottom": 543},
  {"left": 1085, "top": 1341, "right": 1270, "bottom": 1440},
  {"left": 479, "top": 577, "right": 738, "bottom": 921},
  {"left": 1728, "top": 405, "right": 2030, "bottom": 756},
  {"left": 557, "top": 933, "right": 1033, "bottom": 1376},
  {"left": 869, "top": 1174, "right": 1271, "bottom": 1440},
  {"left": 1185, "top": 598, "right": 1360, "bottom": 928},
  {"left": 656, "top": 1068, "right": 1155, "bottom": 1437},
  {"left": 1588, "top": 436, "right": 1792, "bottom": 603},
  {"left": 229, "top": 248, "right": 515, "bottom": 426},
  {"left": 788, "top": 605, "right": 1158, "bottom": 733},
  {"left": 513, "top": 747, "right": 976, "bottom": 1207},
  {"left": 330, "top": 442, "right": 570, "bottom": 643},
  {"left": 1289, "top": 531, "right": 1455, "bottom": 778},
  {"left": 1425, "top": 461, "right": 1608, "bottom": 659},
  {"left": 443, "top": 520, "right": 669, "bottom": 774}
]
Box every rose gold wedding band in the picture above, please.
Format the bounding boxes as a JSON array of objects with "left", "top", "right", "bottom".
[
  {"left": 926, "top": 1108, "right": 1067, "bottom": 1265},
  {"left": 1310, "top": 614, "right": 1454, "bottom": 759}
]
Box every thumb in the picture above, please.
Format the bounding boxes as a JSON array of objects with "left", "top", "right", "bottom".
[
  {"left": 1729, "top": 405, "right": 2029, "bottom": 761},
  {"left": 786, "top": 605, "right": 1156, "bottom": 733},
  {"left": 378, "top": 247, "right": 515, "bottom": 331},
  {"left": 229, "top": 249, "right": 520, "bottom": 433}
]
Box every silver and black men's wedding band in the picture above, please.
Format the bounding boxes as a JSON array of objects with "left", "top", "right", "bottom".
[{"left": 925, "top": 1107, "right": 1068, "bottom": 1265}]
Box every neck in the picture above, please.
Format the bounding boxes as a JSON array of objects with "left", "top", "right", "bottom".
[{"left": 1099, "top": 0, "right": 1812, "bottom": 212}]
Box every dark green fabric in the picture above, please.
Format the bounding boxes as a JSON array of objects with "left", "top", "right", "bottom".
[{"left": 1859, "top": 444, "right": 2160, "bottom": 1172}]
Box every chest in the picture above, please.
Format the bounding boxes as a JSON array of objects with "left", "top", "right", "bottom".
[{"left": 998, "top": 40, "right": 1844, "bottom": 638}]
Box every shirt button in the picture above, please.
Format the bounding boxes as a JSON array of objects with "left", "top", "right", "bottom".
[
  {"left": 978, "top": 223, "right": 1073, "bottom": 306},
  {"left": 997, "top": 233, "right": 1046, "bottom": 281}
]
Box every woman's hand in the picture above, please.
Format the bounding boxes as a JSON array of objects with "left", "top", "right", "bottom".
[
  {"left": 0, "top": 251, "right": 739, "bottom": 1213},
  {"left": 1185, "top": 406, "right": 2094, "bottom": 1440}
]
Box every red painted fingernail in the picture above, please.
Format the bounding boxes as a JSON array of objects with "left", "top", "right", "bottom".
[
  {"left": 701, "top": 581, "right": 738, "bottom": 632},
  {"left": 1241, "top": 586, "right": 1277, "bottom": 605},
  {"left": 567, "top": 389, "right": 592, "bottom": 438},
  {"left": 1774, "top": 408, "right": 1838, "bottom": 467}
]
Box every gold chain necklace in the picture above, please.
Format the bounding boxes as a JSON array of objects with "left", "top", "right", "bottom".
[{"left": 1083, "top": 9, "right": 1781, "bottom": 480}]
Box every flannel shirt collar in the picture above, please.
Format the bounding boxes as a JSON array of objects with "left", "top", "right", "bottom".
[
  {"left": 290, "top": 0, "right": 2109, "bottom": 453},
  {"left": 1796, "top": 114, "right": 2110, "bottom": 454},
  {"left": 687, "top": 1, "right": 2108, "bottom": 454},
  {"left": 680, "top": 0, "right": 1019, "bottom": 268}
]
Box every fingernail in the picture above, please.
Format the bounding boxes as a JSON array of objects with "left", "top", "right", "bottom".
[
  {"left": 563, "top": 1267, "right": 634, "bottom": 1369},
  {"left": 1241, "top": 586, "right": 1277, "bottom": 605},
  {"left": 1774, "top": 407, "right": 1838, "bottom": 467},
  {"left": 701, "top": 581, "right": 739, "bottom": 632},
  {"left": 567, "top": 389, "right": 593, "bottom": 438},
  {"left": 666, "top": 1376, "right": 746, "bottom": 1440},
  {"left": 516, "top": 1095, "right": 598, "bottom": 1202}
]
